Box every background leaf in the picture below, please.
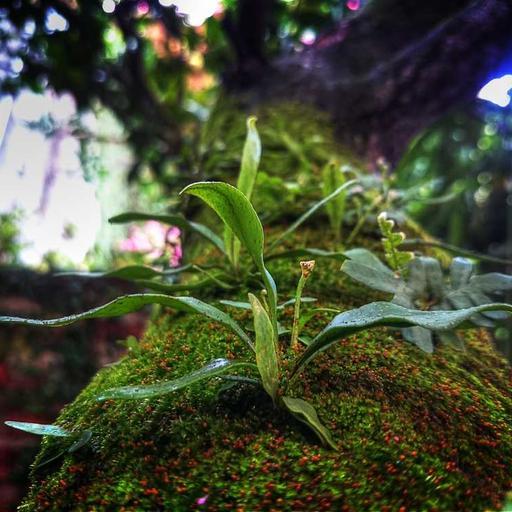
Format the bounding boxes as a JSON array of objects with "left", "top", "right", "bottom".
[
  {"left": 269, "top": 179, "right": 358, "bottom": 251},
  {"left": 225, "top": 117, "right": 261, "bottom": 268}
]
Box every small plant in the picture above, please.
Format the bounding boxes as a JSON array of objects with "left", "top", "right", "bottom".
[
  {"left": 2, "top": 178, "right": 337, "bottom": 449},
  {"left": 377, "top": 211, "right": 414, "bottom": 272},
  {"left": 4, "top": 125, "right": 512, "bottom": 458},
  {"left": 340, "top": 247, "right": 512, "bottom": 353}
]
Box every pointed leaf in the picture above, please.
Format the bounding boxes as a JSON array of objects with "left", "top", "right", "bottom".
[
  {"left": 5, "top": 421, "right": 70, "bottom": 437},
  {"left": 109, "top": 212, "right": 225, "bottom": 255},
  {"left": 269, "top": 179, "right": 358, "bottom": 251},
  {"left": 293, "top": 301, "right": 512, "bottom": 375},
  {"left": 57, "top": 265, "right": 192, "bottom": 280},
  {"left": 282, "top": 396, "right": 337, "bottom": 450},
  {"left": 0, "top": 293, "right": 253, "bottom": 351},
  {"left": 181, "top": 181, "right": 278, "bottom": 327},
  {"left": 98, "top": 359, "right": 256, "bottom": 400},
  {"left": 322, "top": 162, "right": 347, "bottom": 235},
  {"left": 181, "top": 182, "right": 264, "bottom": 267},
  {"left": 249, "top": 293, "right": 279, "bottom": 401},
  {"left": 267, "top": 248, "right": 347, "bottom": 262},
  {"left": 238, "top": 116, "right": 261, "bottom": 198}
]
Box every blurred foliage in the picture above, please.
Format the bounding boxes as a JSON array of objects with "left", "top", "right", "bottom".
[
  {"left": 1, "top": 1, "right": 363, "bottom": 185},
  {"left": 0, "top": 211, "right": 23, "bottom": 265},
  {"left": 395, "top": 106, "right": 512, "bottom": 259}
]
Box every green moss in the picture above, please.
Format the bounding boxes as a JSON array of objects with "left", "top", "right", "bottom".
[
  {"left": 20, "top": 248, "right": 512, "bottom": 511},
  {"left": 19, "top": 105, "right": 512, "bottom": 511}
]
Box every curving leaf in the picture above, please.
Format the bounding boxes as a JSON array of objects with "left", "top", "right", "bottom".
[
  {"left": 225, "top": 117, "right": 262, "bottom": 268},
  {"left": 97, "top": 359, "right": 257, "bottom": 400},
  {"left": 293, "top": 301, "right": 512, "bottom": 375},
  {"left": 5, "top": 421, "right": 69, "bottom": 437},
  {"left": 282, "top": 396, "right": 337, "bottom": 450},
  {"left": 181, "top": 181, "right": 277, "bottom": 331},
  {"left": 269, "top": 179, "right": 358, "bottom": 251},
  {"left": 56, "top": 265, "right": 192, "bottom": 280},
  {"left": 267, "top": 248, "right": 347, "bottom": 262},
  {"left": 109, "top": 212, "right": 225, "bottom": 255},
  {"left": 249, "top": 293, "right": 279, "bottom": 401},
  {"left": 0, "top": 293, "right": 253, "bottom": 351}
]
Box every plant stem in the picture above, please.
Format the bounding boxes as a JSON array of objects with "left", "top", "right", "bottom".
[
  {"left": 291, "top": 260, "right": 315, "bottom": 350},
  {"left": 291, "top": 275, "right": 306, "bottom": 350}
]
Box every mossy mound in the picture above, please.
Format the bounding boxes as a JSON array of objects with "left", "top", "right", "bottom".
[
  {"left": 18, "top": 104, "right": 512, "bottom": 510},
  {"left": 20, "top": 252, "right": 512, "bottom": 511}
]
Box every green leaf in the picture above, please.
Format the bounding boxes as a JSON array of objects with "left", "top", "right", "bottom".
[
  {"left": 269, "top": 179, "right": 358, "bottom": 251},
  {"left": 0, "top": 293, "right": 253, "bottom": 352},
  {"left": 57, "top": 265, "right": 192, "bottom": 280},
  {"left": 98, "top": 359, "right": 256, "bottom": 400},
  {"left": 5, "top": 421, "right": 70, "bottom": 437},
  {"left": 267, "top": 248, "right": 347, "bottom": 262},
  {"left": 109, "top": 212, "right": 225, "bottom": 255},
  {"left": 181, "top": 181, "right": 278, "bottom": 331},
  {"left": 249, "top": 293, "right": 279, "bottom": 401},
  {"left": 219, "top": 300, "right": 251, "bottom": 310},
  {"left": 322, "top": 161, "right": 347, "bottom": 237},
  {"left": 293, "top": 301, "right": 512, "bottom": 375},
  {"left": 281, "top": 396, "right": 337, "bottom": 450},
  {"left": 225, "top": 117, "right": 261, "bottom": 267},
  {"left": 278, "top": 297, "right": 317, "bottom": 309},
  {"left": 238, "top": 117, "right": 262, "bottom": 198}
]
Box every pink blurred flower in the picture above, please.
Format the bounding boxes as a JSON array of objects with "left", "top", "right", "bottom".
[
  {"left": 196, "top": 495, "right": 209, "bottom": 506},
  {"left": 118, "top": 221, "right": 182, "bottom": 267},
  {"left": 347, "top": 0, "right": 361, "bottom": 10}
]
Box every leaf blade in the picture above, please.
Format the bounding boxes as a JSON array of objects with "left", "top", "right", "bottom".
[
  {"left": 293, "top": 301, "right": 512, "bottom": 375},
  {"left": 249, "top": 293, "right": 279, "bottom": 401},
  {"left": 97, "top": 359, "right": 256, "bottom": 400},
  {"left": 0, "top": 293, "right": 253, "bottom": 351},
  {"left": 5, "top": 421, "right": 70, "bottom": 437},
  {"left": 282, "top": 396, "right": 337, "bottom": 450}
]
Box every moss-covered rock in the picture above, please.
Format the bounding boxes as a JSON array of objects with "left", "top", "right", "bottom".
[
  {"left": 20, "top": 249, "right": 512, "bottom": 511},
  {"left": 19, "top": 105, "right": 512, "bottom": 511}
]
